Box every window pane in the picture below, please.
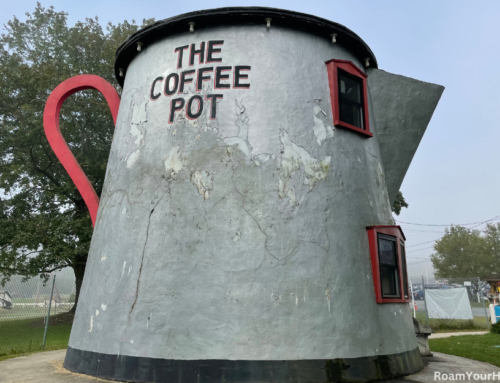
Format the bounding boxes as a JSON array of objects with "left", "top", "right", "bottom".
[
  {"left": 379, "top": 238, "right": 396, "bottom": 266},
  {"left": 339, "top": 72, "right": 361, "bottom": 103},
  {"left": 381, "top": 266, "right": 399, "bottom": 297},
  {"left": 401, "top": 244, "right": 409, "bottom": 298},
  {"left": 378, "top": 233, "right": 401, "bottom": 299},
  {"left": 339, "top": 102, "right": 363, "bottom": 130},
  {"left": 338, "top": 71, "right": 364, "bottom": 130}
]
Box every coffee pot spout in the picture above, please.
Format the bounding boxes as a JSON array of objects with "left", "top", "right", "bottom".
[{"left": 367, "top": 69, "right": 444, "bottom": 204}]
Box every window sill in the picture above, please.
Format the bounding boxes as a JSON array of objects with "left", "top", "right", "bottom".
[
  {"left": 335, "top": 120, "right": 373, "bottom": 138},
  {"left": 379, "top": 298, "right": 411, "bottom": 304}
]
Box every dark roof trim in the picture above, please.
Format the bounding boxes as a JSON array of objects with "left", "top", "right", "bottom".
[{"left": 114, "top": 7, "right": 378, "bottom": 88}]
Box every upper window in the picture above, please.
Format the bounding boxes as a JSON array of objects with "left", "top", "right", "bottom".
[
  {"left": 326, "top": 59, "right": 372, "bottom": 137},
  {"left": 367, "top": 226, "right": 409, "bottom": 303}
]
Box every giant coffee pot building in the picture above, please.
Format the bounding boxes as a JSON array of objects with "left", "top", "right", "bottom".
[{"left": 60, "top": 7, "right": 444, "bottom": 382}]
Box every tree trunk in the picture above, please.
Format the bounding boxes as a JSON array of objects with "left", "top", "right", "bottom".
[{"left": 69, "top": 264, "right": 85, "bottom": 314}]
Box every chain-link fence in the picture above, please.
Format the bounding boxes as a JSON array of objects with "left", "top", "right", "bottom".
[
  {"left": 0, "top": 274, "right": 79, "bottom": 359},
  {"left": 1, "top": 272, "right": 494, "bottom": 359},
  {"left": 409, "top": 276, "right": 491, "bottom": 332}
]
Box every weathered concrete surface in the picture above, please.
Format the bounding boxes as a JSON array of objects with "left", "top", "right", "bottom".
[
  {"left": 2, "top": 350, "right": 499, "bottom": 383},
  {"left": 413, "top": 318, "right": 432, "bottom": 356},
  {"left": 70, "top": 22, "right": 419, "bottom": 363},
  {"left": 367, "top": 69, "right": 444, "bottom": 204},
  {"left": 62, "top": 8, "right": 446, "bottom": 380}
]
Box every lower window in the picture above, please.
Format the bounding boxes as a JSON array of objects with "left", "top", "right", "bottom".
[
  {"left": 378, "top": 234, "right": 400, "bottom": 298},
  {"left": 367, "top": 226, "right": 409, "bottom": 303}
]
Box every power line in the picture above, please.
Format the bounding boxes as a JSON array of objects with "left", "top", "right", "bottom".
[
  {"left": 406, "top": 246, "right": 435, "bottom": 254},
  {"left": 404, "top": 219, "right": 499, "bottom": 250},
  {"left": 406, "top": 239, "right": 437, "bottom": 248},
  {"left": 397, "top": 214, "right": 500, "bottom": 227},
  {"left": 404, "top": 229, "right": 445, "bottom": 233},
  {"left": 407, "top": 259, "right": 433, "bottom": 265}
]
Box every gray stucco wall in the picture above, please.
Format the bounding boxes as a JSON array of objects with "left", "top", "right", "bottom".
[{"left": 68, "top": 24, "right": 429, "bottom": 361}]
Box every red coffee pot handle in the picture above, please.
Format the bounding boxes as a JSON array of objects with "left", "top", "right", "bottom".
[{"left": 43, "top": 75, "right": 121, "bottom": 227}]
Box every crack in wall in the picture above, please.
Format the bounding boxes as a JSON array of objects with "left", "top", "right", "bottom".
[
  {"left": 128, "top": 190, "right": 168, "bottom": 319},
  {"left": 229, "top": 157, "right": 302, "bottom": 262}
]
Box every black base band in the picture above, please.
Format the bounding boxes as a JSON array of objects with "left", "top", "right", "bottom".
[{"left": 64, "top": 346, "right": 423, "bottom": 382}]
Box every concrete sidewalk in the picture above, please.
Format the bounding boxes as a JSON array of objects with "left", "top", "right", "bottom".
[
  {"left": 429, "top": 331, "right": 488, "bottom": 339},
  {"left": 0, "top": 349, "right": 499, "bottom": 382}
]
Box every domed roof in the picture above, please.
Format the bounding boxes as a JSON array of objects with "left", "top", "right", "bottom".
[{"left": 114, "top": 6, "right": 377, "bottom": 87}]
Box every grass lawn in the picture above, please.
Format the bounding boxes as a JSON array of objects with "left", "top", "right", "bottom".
[
  {"left": 470, "top": 301, "right": 490, "bottom": 309},
  {"left": 415, "top": 312, "right": 489, "bottom": 332},
  {"left": 429, "top": 333, "right": 500, "bottom": 367},
  {"left": 0, "top": 316, "right": 72, "bottom": 361}
]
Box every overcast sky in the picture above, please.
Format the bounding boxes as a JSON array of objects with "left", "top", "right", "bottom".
[{"left": 3, "top": 0, "right": 500, "bottom": 279}]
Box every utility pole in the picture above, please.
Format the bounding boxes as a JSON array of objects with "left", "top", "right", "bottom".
[
  {"left": 42, "top": 275, "right": 56, "bottom": 349},
  {"left": 410, "top": 278, "right": 416, "bottom": 318},
  {"left": 422, "top": 276, "right": 429, "bottom": 326},
  {"left": 479, "top": 277, "right": 490, "bottom": 330}
]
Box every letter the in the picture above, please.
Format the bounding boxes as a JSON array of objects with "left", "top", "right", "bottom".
[
  {"left": 174, "top": 45, "right": 189, "bottom": 68},
  {"left": 207, "top": 40, "right": 224, "bottom": 62},
  {"left": 169, "top": 98, "right": 185, "bottom": 124},
  {"left": 205, "top": 94, "right": 223, "bottom": 119},
  {"left": 189, "top": 42, "right": 206, "bottom": 65}
]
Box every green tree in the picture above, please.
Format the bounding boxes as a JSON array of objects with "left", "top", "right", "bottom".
[
  {"left": 392, "top": 191, "right": 409, "bottom": 216},
  {"left": 0, "top": 3, "right": 154, "bottom": 312},
  {"left": 431, "top": 224, "right": 500, "bottom": 279}
]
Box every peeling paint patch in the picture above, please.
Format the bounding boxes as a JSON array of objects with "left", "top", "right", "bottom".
[
  {"left": 101, "top": 303, "right": 107, "bottom": 311},
  {"left": 88, "top": 316, "right": 93, "bottom": 333},
  {"left": 313, "top": 105, "right": 327, "bottom": 117},
  {"left": 126, "top": 150, "right": 140, "bottom": 168},
  {"left": 278, "top": 129, "right": 331, "bottom": 206},
  {"left": 121, "top": 261, "right": 127, "bottom": 277},
  {"left": 253, "top": 153, "right": 273, "bottom": 165},
  {"left": 233, "top": 230, "right": 241, "bottom": 242},
  {"left": 128, "top": 265, "right": 132, "bottom": 275},
  {"left": 130, "top": 124, "right": 144, "bottom": 147},
  {"left": 271, "top": 293, "right": 281, "bottom": 307},
  {"left": 131, "top": 98, "right": 148, "bottom": 125},
  {"left": 100, "top": 255, "right": 106, "bottom": 262},
  {"left": 223, "top": 136, "right": 253, "bottom": 158},
  {"left": 96, "top": 309, "right": 99, "bottom": 317},
  {"left": 313, "top": 107, "right": 334, "bottom": 145},
  {"left": 165, "top": 146, "right": 183, "bottom": 175},
  {"left": 191, "top": 170, "right": 214, "bottom": 200},
  {"left": 278, "top": 179, "right": 298, "bottom": 207},
  {"left": 222, "top": 100, "right": 255, "bottom": 160}
]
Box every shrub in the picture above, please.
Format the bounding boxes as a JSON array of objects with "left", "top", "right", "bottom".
[{"left": 491, "top": 321, "right": 500, "bottom": 335}]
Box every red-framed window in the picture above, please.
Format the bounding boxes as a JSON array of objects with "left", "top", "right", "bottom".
[
  {"left": 325, "top": 59, "right": 372, "bottom": 138},
  {"left": 367, "top": 226, "right": 410, "bottom": 303}
]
